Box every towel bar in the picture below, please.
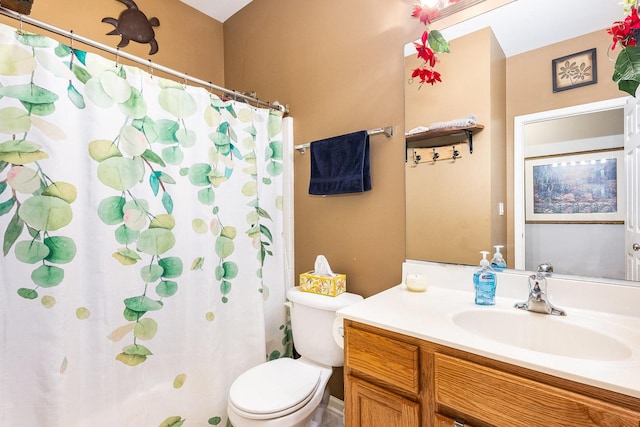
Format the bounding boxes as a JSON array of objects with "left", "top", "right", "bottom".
[{"left": 295, "top": 126, "right": 393, "bottom": 154}]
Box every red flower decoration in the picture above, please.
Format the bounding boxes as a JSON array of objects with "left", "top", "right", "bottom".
[
  {"left": 411, "top": 1, "right": 462, "bottom": 25},
  {"left": 413, "top": 32, "right": 438, "bottom": 66},
  {"left": 410, "top": 3, "right": 450, "bottom": 88},
  {"left": 608, "top": 3, "right": 640, "bottom": 97},
  {"left": 608, "top": 7, "right": 640, "bottom": 49},
  {"left": 411, "top": 4, "right": 433, "bottom": 25},
  {"left": 412, "top": 67, "right": 442, "bottom": 86}
]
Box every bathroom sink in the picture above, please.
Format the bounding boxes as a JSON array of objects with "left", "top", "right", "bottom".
[{"left": 452, "top": 309, "right": 632, "bottom": 361}]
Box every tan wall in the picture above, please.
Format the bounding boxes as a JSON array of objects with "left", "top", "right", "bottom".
[
  {"left": 0, "top": 0, "right": 225, "bottom": 84},
  {"left": 224, "top": 0, "right": 419, "bottom": 300},
  {"left": 405, "top": 28, "right": 506, "bottom": 265},
  {"left": 224, "top": 0, "right": 423, "bottom": 400}
]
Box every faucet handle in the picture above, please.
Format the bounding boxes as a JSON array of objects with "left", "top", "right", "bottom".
[
  {"left": 518, "top": 271, "right": 567, "bottom": 316},
  {"left": 536, "top": 262, "right": 553, "bottom": 276},
  {"left": 528, "top": 274, "right": 547, "bottom": 295}
]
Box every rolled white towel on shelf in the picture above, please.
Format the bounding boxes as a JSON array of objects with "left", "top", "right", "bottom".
[
  {"left": 428, "top": 114, "right": 477, "bottom": 130},
  {"left": 406, "top": 125, "right": 430, "bottom": 135}
]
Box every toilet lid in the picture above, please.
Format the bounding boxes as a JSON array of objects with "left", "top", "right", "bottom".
[{"left": 229, "top": 358, "right": 321, "bottom": 418}]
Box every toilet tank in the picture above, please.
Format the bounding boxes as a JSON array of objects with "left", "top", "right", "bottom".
[{"left": 286, "top": 287, "right": 363, "bottom": 367}]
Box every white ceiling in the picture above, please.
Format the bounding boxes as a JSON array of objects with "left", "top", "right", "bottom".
[
  {"left": 437, "top": 0, "right": 623, "bottom": 57},
  {"left": 181, "top": 0, "right": 624, "bottom": 58},
  {"left": 179, "top": 0, "right": 253, "bottom": 23}
]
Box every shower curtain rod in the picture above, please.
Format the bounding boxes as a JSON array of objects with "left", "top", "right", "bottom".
[{"left": 0, "top": 6, "right": 288, "bottom": 113}]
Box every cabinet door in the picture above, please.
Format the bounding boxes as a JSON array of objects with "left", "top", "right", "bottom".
[{"left": 345, "top": 375, "right": 419, "bottom": 427}]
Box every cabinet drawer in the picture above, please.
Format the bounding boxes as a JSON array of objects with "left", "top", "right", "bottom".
[
  {"left": 346, "top": 326, "right": 420, "bottom": 395},
  {"left": 434, "top": 353, "right": 640, "bottom": 427}
]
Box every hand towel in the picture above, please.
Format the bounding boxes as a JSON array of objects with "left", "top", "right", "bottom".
[{"left": 308, "top": 130, "right": 371, "bottom": 195}]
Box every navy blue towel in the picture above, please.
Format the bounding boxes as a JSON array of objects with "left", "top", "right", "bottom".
[{"left": 308, "top": 130, "right": 371, "bottom": 195}]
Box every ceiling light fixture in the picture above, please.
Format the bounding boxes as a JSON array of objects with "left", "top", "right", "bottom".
[{"left": 420, "top": 0, "right": 487, "bottom": 22}]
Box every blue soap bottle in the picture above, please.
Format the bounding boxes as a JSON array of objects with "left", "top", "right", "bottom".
[
  {"left": 473, "top": 251, "right": 497, "bottom": 305},
  {"left": 490, "top": 245, "right": 507, "bottom": 271}
]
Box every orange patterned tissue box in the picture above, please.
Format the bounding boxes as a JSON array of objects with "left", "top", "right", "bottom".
[{"left": 299, "top": 272, "right": 346, "bottom": 296}]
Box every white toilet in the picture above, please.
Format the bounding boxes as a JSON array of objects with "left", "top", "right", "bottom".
[{"left": 227, "top": 286, "right": 363, "bottom": 427}]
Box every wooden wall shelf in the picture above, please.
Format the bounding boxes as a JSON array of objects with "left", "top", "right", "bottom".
[{"left": 405, "top": 124, "right": 484, "bottom": 153}]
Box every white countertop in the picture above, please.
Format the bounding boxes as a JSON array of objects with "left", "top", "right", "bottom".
[{"left": 337, "top": 261, "right": 640, "bottom": 399}]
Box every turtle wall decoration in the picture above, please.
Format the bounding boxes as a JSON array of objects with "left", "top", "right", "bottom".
[
  {"left": 102, "top": 0, "right": 160, "bottom": 55},
  {"left": 1, "top": 0, "right": 34, "bottom": 15}
]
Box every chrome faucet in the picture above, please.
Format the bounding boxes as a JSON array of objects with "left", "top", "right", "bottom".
[{"left": 514, "top": 263, "right": 566, "bottom": 316}]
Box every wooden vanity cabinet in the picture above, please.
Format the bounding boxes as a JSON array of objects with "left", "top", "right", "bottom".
[
  {"left": 344, "top": 322, "right": 424, "bottom": 426},
  {"left": 343, "top": 320, "right": 640, "bottom": 427}
]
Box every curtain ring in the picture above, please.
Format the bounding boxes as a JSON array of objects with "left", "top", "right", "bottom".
[
  {"left": 207, "top": 81, "right": 216, "bottom": 98},
  {"left": 183, "top": 73, "right": 188, "bottom": 88},
  {"left": 69, "top": 30, "right": 74, "bottom": 50},
  {"left": 17, "top": 13, "right": 23, "bottom": 35},
  {"left": 148, "top": 59, "right": 153, "bottom": 79},
  {"left": 115, "top": 47, "right": 120, "bottom": 68}
]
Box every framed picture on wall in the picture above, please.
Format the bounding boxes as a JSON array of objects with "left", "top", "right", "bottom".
[
  {"left": 525, "top": 149, "right": 624, "bottom": 223},
  {"left": 552, "top": 48, "right": 597, "bottom": 92}
]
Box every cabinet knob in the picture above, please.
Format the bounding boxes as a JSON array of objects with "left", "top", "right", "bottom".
[{"left": 633, "top": 243, "right": 640, "bottom": 251}]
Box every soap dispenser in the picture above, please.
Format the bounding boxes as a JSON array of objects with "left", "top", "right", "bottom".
[
  {"left": 490, "top": 245, "right": 507, "bottom": 271},
  {"left": 473, "top": 251, "right": 496, "bottom": 305}
]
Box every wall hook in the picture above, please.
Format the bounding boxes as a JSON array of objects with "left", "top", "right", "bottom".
[
  {"left": 413, "top": 150, "right": 422, "bottom": 165},
  {"left": 452, "top": 146, "right": 460, "bottom": 160},
  {"left": 432, "top": 149, "right": 440, "bottom": 162}
]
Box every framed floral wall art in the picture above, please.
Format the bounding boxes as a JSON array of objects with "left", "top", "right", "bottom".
[{"left": 552, "top": 48, "right": 597, "bottom": 92}]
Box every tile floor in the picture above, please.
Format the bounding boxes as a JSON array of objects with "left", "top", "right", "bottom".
[{"left": 321, "top": 408, "right": 344, "bottom": 427}]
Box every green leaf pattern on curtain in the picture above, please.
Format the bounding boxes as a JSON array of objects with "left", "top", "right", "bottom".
[{"left": 0, "top": 23, "right": 290, "bottom": 425}]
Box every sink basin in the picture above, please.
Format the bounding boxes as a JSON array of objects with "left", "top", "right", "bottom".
[{"left": 452, "top": 309, "right": 632, "bottom": 361}]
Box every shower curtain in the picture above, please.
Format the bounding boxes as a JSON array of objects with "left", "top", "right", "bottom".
[{"left": 0, "top": 22, "right": 292, "bottom": 426}]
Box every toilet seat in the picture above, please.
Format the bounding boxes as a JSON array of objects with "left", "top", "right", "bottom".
[{"left": 229, "top": 358, "right": 322, "bottom": 420}]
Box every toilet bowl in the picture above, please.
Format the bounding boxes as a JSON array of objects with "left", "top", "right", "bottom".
[
  {"left": 227, "top": 357, "right": 332, "bottom": 427},
  {"left": 227, "top": 287, "right": 363, "bottom": 427}
]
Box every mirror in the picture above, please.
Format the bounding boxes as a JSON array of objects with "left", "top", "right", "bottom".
[
  {"left": 404, "top": 0, "right": 639, "bottom": 283},
  {"left": 513, "top": 98, "right": 626, "bottom": 280}
]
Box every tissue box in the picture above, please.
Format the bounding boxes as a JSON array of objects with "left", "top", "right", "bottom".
[{"left": 299, "top": 271, "right": 346, "bottom": 296}]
